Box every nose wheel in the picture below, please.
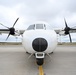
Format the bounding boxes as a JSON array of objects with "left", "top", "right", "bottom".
[{"left": 36, "top": 58, "right": 44, "bottom": 66}]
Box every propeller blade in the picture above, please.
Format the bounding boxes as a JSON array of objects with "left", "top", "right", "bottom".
[
  {"left": 13, "top": 18, "right": 19, "bottom": 27},
  {"left": 64, "top": 18, "right": 68, "bottom": 27},
  {"left": 71, "top": 26, "right": 76, "bottom": 29},
  {"left": 6, "top": 33, "right": 10, "bottom": 40},
  {"left": 0, "top": 23, "right": 9, "bottom": 29},
  {"left": 68, "top": 33, "right": 72, "bottom": 43},
  {"left": 68, "top": 26, "right": 76, "bottom": 30}
]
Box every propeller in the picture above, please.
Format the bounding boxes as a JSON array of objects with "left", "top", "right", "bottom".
[
  {"left": 64, "top": 18, "right": 76, "bottom": 43},
  {"left": 0, "top": 23, "right": 9, "bottom": 28},
  {"left": 0, "top": 18, "right": 19, "bottom": 40},
  {"left": 64, "top": 18, "right": 72, "bottom": 43}
]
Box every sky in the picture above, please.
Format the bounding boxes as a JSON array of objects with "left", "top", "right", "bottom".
[{"left": 0, "top": 0, "right": 76, "bottom": 42}]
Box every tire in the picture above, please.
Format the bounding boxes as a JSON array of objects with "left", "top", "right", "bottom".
[{"left": 36, "top": 58, "right": 44, "bottom": 66}]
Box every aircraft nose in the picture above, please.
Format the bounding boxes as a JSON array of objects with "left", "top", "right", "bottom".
[{"left": 32, "top": 38, "right": 48, "bottom": 52}]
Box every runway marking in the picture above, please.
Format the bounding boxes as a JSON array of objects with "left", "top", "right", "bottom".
[{"left": 39, "top": 66, "right": 44, "bottom": 75}]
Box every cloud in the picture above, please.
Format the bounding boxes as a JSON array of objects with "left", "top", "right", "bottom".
[
  {"left": 0, "top": 0, "right": 76, "bottom": 28},
  {"left": 0, "top": 0, "right": 76, "bottom": 42}
]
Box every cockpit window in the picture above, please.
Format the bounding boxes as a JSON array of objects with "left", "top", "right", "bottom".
[
  {"left": 27, "top": 23, "right": 46, "bottom": 30},
  {"left": 44, "top": 24, "right": 46, "bottom": 30},
  {"left": 36, "top": 24, "right": 43, "bottom": 29},
  {"left": 27, "top": 24, "right": 35, "bottom": 30}
]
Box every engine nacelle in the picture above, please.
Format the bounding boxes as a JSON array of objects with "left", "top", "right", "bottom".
[{"left": 14, "top": 29, "right": 21, "bottom": 36}]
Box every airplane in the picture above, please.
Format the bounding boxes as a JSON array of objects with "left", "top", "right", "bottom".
[{"left": 0, "top": 18, "right": 76, "bottom": 66}]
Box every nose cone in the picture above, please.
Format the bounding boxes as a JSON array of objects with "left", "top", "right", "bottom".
[{"left": 32, "top": 38, "right": 48, "bottom": 52}]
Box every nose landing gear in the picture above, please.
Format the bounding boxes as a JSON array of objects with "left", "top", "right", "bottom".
[{"left": 35, "top": 52, "right": 45, "bottom": 66}]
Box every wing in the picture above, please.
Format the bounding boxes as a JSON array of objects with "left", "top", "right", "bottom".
[
  {"left": 0, "top": 29, "right": 25, "bottom": 35},
  {"left": 17, "top": 30, "right": 25, "bottom": 35},
  {"left": 54, "top": 28, "right": 76, "bottom": 43},
  {"left": 54, "top": 29, "right": 62, "bottom": 34},
  {"left": 54, "top": 28, "right": 64, "bottom": 35},
  {"left": 0, "top": 28, "right": 25, "bottom": 40},
  {"left": 0, "top": 18, "right": 26, "bottom": 40},
  {"left": 54, "top": 28, "right": 76, "bottom": 35},
  {"left": 0, "top": 29, "right": 9, "bottom": 34},
  {"left": 69, "top": 29, "right": 76, "bottom": 33}
]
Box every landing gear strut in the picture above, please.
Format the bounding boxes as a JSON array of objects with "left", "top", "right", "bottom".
[{"left": 35, "top": 52, "right": 45, "bottom": 66}]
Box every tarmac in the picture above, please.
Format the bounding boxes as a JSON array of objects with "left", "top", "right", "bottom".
[{"left": 0, "top": 44, "right": 76, "bottom": 75}]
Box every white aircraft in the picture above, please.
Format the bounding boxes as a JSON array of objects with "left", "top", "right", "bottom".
[{"left": 0, "top": 18, "right": 76, "bottom": 66}]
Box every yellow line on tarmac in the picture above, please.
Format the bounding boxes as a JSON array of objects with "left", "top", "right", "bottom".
[{"left": 39, "top": 66, "right": 44, "bottom": 75}]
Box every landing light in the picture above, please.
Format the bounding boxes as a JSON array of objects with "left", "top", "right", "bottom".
[{"left": 35, "top": 52, "right": 45, "bottom": 59}]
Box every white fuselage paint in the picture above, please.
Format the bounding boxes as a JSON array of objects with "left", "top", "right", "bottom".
[{"left": 22, "top": 29, "right": 57, "bottom": 54}]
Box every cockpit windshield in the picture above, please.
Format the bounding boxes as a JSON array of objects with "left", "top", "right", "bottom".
[
  {"left": 27, "top": 24, "right": 35, "bottom": 30},
  {"left": 36, "top": 24, "right": 43, "bottom": 29},
  {"left": 27, "top": 23, "right": 46, "bottom": 30}
]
